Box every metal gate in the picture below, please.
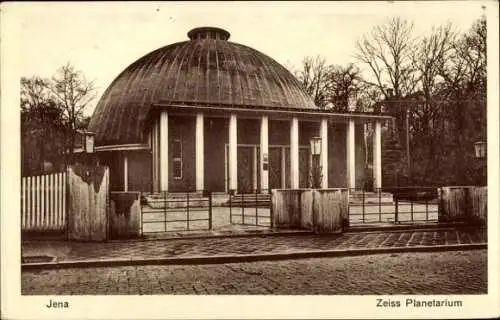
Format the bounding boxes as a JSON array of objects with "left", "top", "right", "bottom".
[
  {"left": 228, "top": 190, "right": 273, "bottom": 227},
  {"left": 348, "top": 187, "right": 440, "bottom": 225},
  {"left": 140, "top": 191, "right": 213, "bottom": 234}
]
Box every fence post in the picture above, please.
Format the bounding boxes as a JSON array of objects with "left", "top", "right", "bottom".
[
  {"left": 140, "top": 193, "right": 144, "bottom": 236},
  {"left": 229, "top": 191, "right": 233, "bottom": 224},
  {"left": 362, "top": 189, "right": 365, "bottom": 223},
  {"left": 65, "top": 171, "right": 69, "bottom": 241},
  {"left": 347, "top": 188, "right": 350, "bottom": 227},
  {"left": 58, "top": 173, "right": 63, "bottom": 229},
  {"left": 30, "top": 176, "right": 34, "bottom": 229},
  {"left": 21, "top": 177, "right": 25, "bottom": 230},
  {"left": 34, "top": 175, "right": 39, "bottom": 228},
  {"left": 187, "top": 191, "right": 190, "bottom": 231},
  {"left": 395, "top": 197, "right": 399, "bottom": 223},
  {"left": 47, "top": 174, "right": 51, "bottom": 230},
  {"left": 378, "top": 188, "right": 382, "bottom": 222},
  {"left": 41, "top": 174, "right": 45, "bottom": 229},
  {"left": 242, "top": 192, "right": 245, "bottom": 224},
  {"left": 270, "top": 193, "right": 274, "bottom": 229},
  {"left": 425, "top": 198, "right": 429, "bottom": 221},
  {"left": 62, "top": 172, "right": 67, "bottom": 230},
  {"left": 39, "top": 175, "right": 44, "bottom": 229},
  {"left": 164, "top": 191, "right": 167, "bottom": 232},
  {"left": 438, "top": 187, "right": 442, "bottom": 220},
  {"left": 208, "top": 192, "right": 213, "bottom": 230},
  {"left": 410, "top": 198, "right": 414, "bottom": 221},
  {"left": 255, "top": 189, "right": 258, "bottom": 226},
  {"left": 53, "top": 174, "right": 57, "bottom": 230}
]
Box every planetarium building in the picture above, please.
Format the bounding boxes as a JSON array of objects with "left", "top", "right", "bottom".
[{"left": 88, "top": 27, "right": 390, "bottom": 195}]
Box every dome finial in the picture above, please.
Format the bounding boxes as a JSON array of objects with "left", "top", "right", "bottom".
[{"left": 187, "top": 27, "right": 230, "bottom": 41}]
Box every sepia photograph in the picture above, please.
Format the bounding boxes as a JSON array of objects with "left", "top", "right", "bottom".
[{"left": 1, "top": 1, "right": 499, "bottom": 319}]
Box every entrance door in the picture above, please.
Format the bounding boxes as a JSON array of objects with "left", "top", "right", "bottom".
[
  {"left": 299, "top": 148, "right": 311, "bottom": 188},
  {"left": 269, "top": 147, "right": 282, "bottom": 190},
  {"left": 268, "top": 146, "right": 308, "bottom": 189},
  {"left": 237, "top": 146, "right": 254, "bottom": 193}
]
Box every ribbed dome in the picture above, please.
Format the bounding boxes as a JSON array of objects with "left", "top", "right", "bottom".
[{"left": 89, "top": 27, "right": 316, "bottom": 146}]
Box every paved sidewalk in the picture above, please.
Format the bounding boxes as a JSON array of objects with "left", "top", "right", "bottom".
[{"left": 21, "top": 226, "right": 486, "bottom": 269}]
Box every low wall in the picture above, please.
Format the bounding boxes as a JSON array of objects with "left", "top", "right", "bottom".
[
  {"left": 439, "top": 186, "right": 487, "bottom": 225},
  {"left": 67, "top": 165, "right": 109, "bottom": 241},
  {"left": 272, "top": 189, "right": 312, "bottom": 229},
  {"left": 110, "top": 192, "right": 142, "bottom": 239},
  {"left": 272, "top": 188, "right": 348, "bottom": 233},
  {"left": 313, "top": 189, "right": 349, "bottom": 233}
]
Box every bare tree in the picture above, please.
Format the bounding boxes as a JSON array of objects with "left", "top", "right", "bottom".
[
  {"left": 405, "top": 24, "right": 456, "bottom": 180},
  {"left": 294, "top": 55, "right": 332, "bottom": 108},
  {"left": 439, "top": 18, "right": 486, "bottom": 97},
  {"left": 21, "top": 77, "right": 52, "bottom": 111},
  {"left": 327, "top": 63, "right": 364, "bottom": 112},
  {"left": 21, "top": 77, "right": 66, "bottom": 174},
  {"left": 355, "top": 17, "right": 418, "bottom": 182},
  {"left": 437, "top": 18, "right": 487, "bottom": 184},
  {"left": 47, "top": 63, "right": 96, "bottom": 160},
  {"left": 355, "top": 17, "right": 417, "bottom": 100},
  {"left": 413, "top": 23, "right": 456, "bottom": 100}
]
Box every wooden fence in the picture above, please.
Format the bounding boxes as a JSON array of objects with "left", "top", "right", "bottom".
[{"left": 21, "top": 172, "right": 67, "bottom": 231}]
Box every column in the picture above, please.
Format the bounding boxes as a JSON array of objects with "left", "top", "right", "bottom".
[
  {"left": 320, "top": 118, "right": 328, "bottom": 189},
  {"left": 260, "top": 116, "right": 269, "bottom": 193},
  {"left": 373, "top": 121, "right": 382, "bottom": 189},
  {"left": 281, "top": 148, "right": 286, "bottom": 188},
  {"left": 195, "top": 113, "right": 204, "bottom": 192},
  {"left": 346, "top": 119, "right": 356, "bottom": 189},
  {"left": 160, "top": 111, "right": 169, "bottom": 191},
  {"left": 151, "top": 118, "right": 160, "bottom": 193},
  {"left": 229, "top": 114, "right": 238, "bottom": 192},
  {"left": 290, "top": 117, "right": 299, "bottom": 189},
  {"left": 123, "top": 153, "right": 128, "bottom": 192}
]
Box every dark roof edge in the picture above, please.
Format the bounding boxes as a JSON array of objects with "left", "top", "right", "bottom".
[{"left": 152, "top": 102, "right": 394, "bottom": 120}]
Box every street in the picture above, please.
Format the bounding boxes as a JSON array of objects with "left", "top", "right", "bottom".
[{"left": 22, "top": 249, "right": 487, "bottom": 295}]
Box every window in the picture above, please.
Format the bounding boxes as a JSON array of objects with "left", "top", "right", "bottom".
[{"left": 172, "top": 138, "right": 182, "bottom": 179}]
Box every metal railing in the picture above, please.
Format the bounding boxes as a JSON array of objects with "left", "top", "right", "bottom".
[
  {"left": 348, "top": 187, "right": 440, "bottom": 224},
  {"left": 140, "top": 190, "right": 213, "bottom": 234},
  {"left": 228, "top": 189, "right": 273, "bottom": 228}
]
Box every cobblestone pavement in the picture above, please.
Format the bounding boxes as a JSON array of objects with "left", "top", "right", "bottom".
[
  {"left": 22, "top": 250, "right": 487, "bottom": 295},
  {"left": 22, "top": 227, "right": 486, "bottom": 263}
]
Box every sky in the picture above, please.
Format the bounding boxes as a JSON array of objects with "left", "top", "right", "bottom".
[{"left": 5, "top": 1, "right": 490, "bottom": 115}]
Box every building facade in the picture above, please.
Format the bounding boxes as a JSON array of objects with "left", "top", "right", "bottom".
[{"left": 88, "top": 27, "right": 391, "bottom": 194}]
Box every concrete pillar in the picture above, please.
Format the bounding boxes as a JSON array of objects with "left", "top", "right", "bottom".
[
  {"left": 320, "top": 118, "right": 328, "bottom": 189},
  {"left": 290, "top": 117, "right": 299, "bottom": 189},
  {"left": 281, "top": 148, "right": 286, "bottom": 188},
  {"left": 160, "top": 111, "right": 169, "bottom": 191},
  {"left": 229, "top": 114, "right": 238, "bottom": 192},
  {"left": 195, "top": 113, "right": 204, "bottom": 192},
  {"left": 346, "top": 119, "right": 355, "bottom": 189},
  {"left": 123, "top": 153, "right": 128, "bottom": 192},
  {"left": 373, "top": 121, "right": 382, "bottom": 190},
  {"left": 260, "top": 115, "right": 269, "bottom": 193},
  {"left": 151, "top": 120, "right": 158, "bottom": 193}
]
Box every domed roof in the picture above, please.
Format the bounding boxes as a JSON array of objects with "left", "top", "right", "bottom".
[{"left": 88, "top": 27, "right": 316, "bottom": 146}]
